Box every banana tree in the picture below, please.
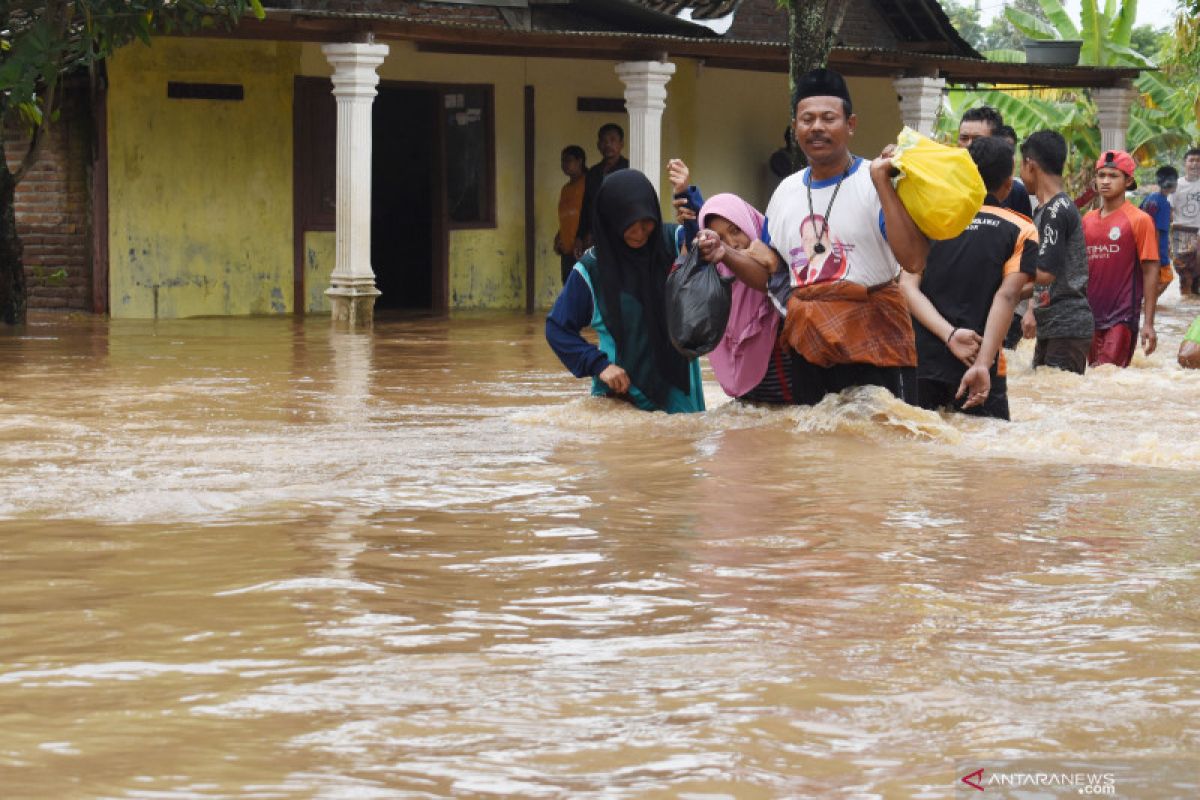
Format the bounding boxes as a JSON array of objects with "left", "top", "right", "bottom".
[
  {"left": 1130, "top": 71, "right": 1199, "bottom": 161},
  {"left": 1005, "top": 0, "right": 1152, "bottom": 68},
  {"left": 940, "top": 0, "right": 1196, "bottom": 191}
]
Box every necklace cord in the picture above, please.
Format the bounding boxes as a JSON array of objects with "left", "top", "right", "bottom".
[{"left": 806, "top": 156, "right": 854, "bottom": 254}]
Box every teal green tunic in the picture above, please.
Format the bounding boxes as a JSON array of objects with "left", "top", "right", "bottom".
[{"left": 573, "top": 255, "right": 705, "bottom": 414}]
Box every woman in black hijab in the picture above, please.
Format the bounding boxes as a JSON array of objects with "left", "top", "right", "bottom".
[{"left": 546, "top": 170, "right": 704, "bottom": 413}]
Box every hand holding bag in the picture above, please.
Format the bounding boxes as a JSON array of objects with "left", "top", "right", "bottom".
[
  {"left": 665, "top": 245, "right": 735, "bottom": 359},
  {"left": 891, "top": 126, "right": 986, "bottom": 240}
]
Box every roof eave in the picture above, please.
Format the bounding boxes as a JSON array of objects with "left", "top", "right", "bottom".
[{"left": 240, "top": 10, "right": 1145, "bottom": 88}]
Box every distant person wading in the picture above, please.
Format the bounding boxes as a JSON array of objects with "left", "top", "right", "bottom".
[
  {"left": 696, "top": 67, "right": 929, "bottom": 405},
  {"left": 545, "top": 170, "right": 704, "bottom": 414}
]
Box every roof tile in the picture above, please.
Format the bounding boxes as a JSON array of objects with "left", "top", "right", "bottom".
[{"left": 636, "top": 1, "right": 741, "bottom": 21}]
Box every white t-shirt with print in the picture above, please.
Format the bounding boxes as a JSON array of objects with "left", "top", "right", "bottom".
[
  {"left": 1173, "top": 176, "right": 1200, "bottom": 228},
  {"left": 764, "top": 156, "right": 900, "bottom": 290}
]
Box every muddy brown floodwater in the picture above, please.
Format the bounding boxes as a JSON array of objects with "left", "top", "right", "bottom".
[{"left": 1, "top": 291, "right": 1198, "bottom": 798}]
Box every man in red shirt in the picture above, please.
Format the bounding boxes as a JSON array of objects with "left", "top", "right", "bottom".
[{"left": 1082, "top": 150, "right": 1160, "bottom": 367}]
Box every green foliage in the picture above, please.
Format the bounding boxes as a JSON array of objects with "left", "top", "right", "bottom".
[
  {"left": 981, "top": 48, "right": 1028, "bottom": 63},
  {"left": 1005, "top": 4, "right": 1059, "bottom": 42},
  {"left": 1129, "top": 24, "right": 1170, "bottom": 62},
  {"left": 943, "top": 0, "right": 987, "bottom": 51},
  {"left": 1160, "top": 14, "right": 1200, "bottom": 70},
  {"left": 1005, "top": 0, "right": 1153, "bottom": 66},
  {"left": 945, "top": 0, "right": 1051, "bottom": 54},
  {"left": 1, "top": 0, "right": 265, "bottom": 131},
  {"left": 940, "top": 0, "right": 1198, "bottom": 193}
]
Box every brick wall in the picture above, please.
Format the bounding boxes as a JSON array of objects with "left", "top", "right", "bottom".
[
  {"left": 726, "top": 0, "right": 787, "bottom": 42},
  {"left": 3, "top": 89, "right": 92, "bottom": 311},
  {"left": 838, "top": 0, "right": 899, "bottom": 50}
]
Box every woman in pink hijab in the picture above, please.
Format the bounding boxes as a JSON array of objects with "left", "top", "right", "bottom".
[{"left": 697, "top": 194, "right": 796, "bottom": 403}]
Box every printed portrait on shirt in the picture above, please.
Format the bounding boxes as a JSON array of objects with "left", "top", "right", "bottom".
[
  {"left": 788, "top": 214, "right": 849, "bottom": 287},
  {"left": 1178, "top": 189, "right": 1200, "bottom": 221}
]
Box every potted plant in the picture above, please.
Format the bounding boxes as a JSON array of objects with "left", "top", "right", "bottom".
[{"left": 1023, "top": 38, "right": 1083, "bottom": 65}]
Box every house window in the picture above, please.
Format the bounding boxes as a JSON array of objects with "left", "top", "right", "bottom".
[
  {"left": 443, "top": 87, "right": 494, "bottom": 227},
  {"left": 167, "top": 82, "right": 244, "bottom": 101}
]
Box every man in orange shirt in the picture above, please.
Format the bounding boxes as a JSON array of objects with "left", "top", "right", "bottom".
[
  {"left": 1082, "top": 150, "right": 1160, "bottom": 367},
  {"left": 553, "top": 145, "right": 587, "bottom": 284}
]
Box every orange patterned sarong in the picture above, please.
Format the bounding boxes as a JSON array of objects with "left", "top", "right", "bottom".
[{"left": 781, "top": 280, "right": 917, "bottom": 368}]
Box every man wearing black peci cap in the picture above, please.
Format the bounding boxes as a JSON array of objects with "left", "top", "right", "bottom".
[{"left": 696, "top": 67, "right": 929, "bottom": 405}]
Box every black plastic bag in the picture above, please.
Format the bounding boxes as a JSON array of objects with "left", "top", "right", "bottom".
[{"left": 665, "top": 246, "right": 734, "bottom": 359}]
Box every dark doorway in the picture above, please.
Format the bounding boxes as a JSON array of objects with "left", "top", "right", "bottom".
[{"left": 372, "top": 86, "right": 438, "bottom": 310}]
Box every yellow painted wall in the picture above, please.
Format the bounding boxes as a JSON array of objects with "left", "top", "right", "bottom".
[
  {"left": 523, "top": 64, "right": 904, "bottom": 309},
  {"left": 298, "top": 43, "right": 674, "bottom": 311},
  {"left": 677, "top": 71, "right": 903, "bottom": 215},
  {"left": 846, "top": 76, "right": 906, "bottom": 156},
  {"left": 107, "top": 38, "right": 299, "bottom": 318},
  {"left": 522, "top": 56, "right": 665, "bottom": 310},
  {"left": 300, "top": 42, "right": 534, "bottom": 310},
  {"left": 304, "top": 231, "right": 335, "bottom": 313},
  {"left": 105, "top": 38, "right": 905, "bottom": 317}
]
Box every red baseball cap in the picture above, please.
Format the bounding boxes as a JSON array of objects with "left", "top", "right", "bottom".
[{"left": 1096, "top": 150, "right": 1138, "bottom": 189}]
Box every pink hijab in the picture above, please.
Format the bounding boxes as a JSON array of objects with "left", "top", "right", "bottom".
[{"left": 699, "top": 193, "right": 779, "bottom": 398}]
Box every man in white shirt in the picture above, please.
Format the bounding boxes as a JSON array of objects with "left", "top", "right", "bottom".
[
  {"left": 696, "top": 67, "right": 928, "bottom": 404},
  {"left": 1170, "top": 148, "right": 1200, "bottom": 295}
]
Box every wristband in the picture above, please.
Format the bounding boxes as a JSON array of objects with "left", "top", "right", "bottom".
[{"left": 945, "top": 327, "right": 958, "bottom": 345}]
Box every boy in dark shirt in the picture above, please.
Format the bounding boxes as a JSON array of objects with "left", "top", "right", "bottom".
[
  {"left": 1019, "top": 131, "right": 1095, "bottom": 374},
  {"left": 899, "top": 137, "right": 1036, "bottom": 420},
  {"left": 1140, "top": 165, "right": 1177, "bottom": 297}
]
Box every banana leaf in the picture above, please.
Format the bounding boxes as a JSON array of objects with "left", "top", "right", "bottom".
[
  {"left": 1128, "top": 114, "right": 1193, "bottom": 163},
  {"left": 1112, "top": 0, "right": 1137, "bottom": 47},
  {"left": 1079, "top": 0, "right": 1105, "bottom": 66},
  {"left": 1105, "top": 42, "right": 1155, "bottom": 68},
  {"left": 1038, "top": 0, "right": 1082, "bottom": 40},
  {"left": 982, "top": 49, "right": 1026, "bottom": 63},
  {"left": 1004, "top": 7, "right": 1058, "bottom": 40}
]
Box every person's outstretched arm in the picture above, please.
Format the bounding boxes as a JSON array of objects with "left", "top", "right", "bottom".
[
  {"left": 696, "top": 231, "right": 777, "bottom": 292},
  {"left": 958, "top": 272, "right": 1030, "bottom": 408},
  {"left": 667, "top": 159, "right": 704, "bottom": 248},
  {"left": 898, "top": 270, "right": 981, "bottom": 366},
  {"left": 1141, "top": 258, "right": 1159, "bottom": 355}
]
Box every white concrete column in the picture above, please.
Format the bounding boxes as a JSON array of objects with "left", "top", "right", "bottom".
[
  {"left": 893, "top": 76, "right": 946, "bottom": 137},
  {"left": 322, "top": 41, "right": 389, "bottom": 327},
  {"left": 1094, "top": 82, "right": 1137, "bottom": 153},
  {"left": 615, "top": 60, "right": 676, "bottom": 187}
]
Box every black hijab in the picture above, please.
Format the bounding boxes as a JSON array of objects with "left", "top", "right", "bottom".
[{"left": 586, "top": 169, "right": 692, "bottom": 408}]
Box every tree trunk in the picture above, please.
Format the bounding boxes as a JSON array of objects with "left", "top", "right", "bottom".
[
  {"left": 784, "top": 0, "right": 850, "bottom": 168},
  {"left": 0, "top": 149, "right": 27, "bottom": 326},
  {"left": 787, "top": 1, "right": 840, "bottom": 95}
]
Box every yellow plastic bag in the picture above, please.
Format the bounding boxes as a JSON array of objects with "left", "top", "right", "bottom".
[{"left": 891, "top": 126, "right": 986, "bottom": 241}]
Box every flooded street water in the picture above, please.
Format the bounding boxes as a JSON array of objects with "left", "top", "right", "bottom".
[{"left": 1, "top": 294, "right": 1198, "bottom": 798}]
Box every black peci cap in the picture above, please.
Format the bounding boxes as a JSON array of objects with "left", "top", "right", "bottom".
[{"left": 793, "top": 68, "right": 852, "bottom": 105}]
